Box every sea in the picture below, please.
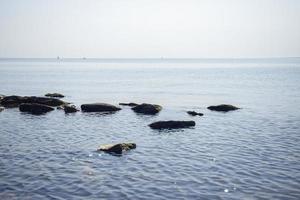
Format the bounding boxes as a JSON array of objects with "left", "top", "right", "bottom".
[{"left": 0, "top": 58, "right": 300, "bottom": 200}]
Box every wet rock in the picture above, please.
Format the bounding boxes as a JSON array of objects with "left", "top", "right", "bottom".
[
  {"left": 149, "top": 120, "right": 196, "bottom": 130},
  {"left": 187, "top": 111, "right": 204, "bottom": 116},
  {"left": 119, "top": 102, "right": 139, "bottom": 107},
  {"left": 45, "top": 93, "right": 65, "bottom": 98},
  {"left": 0, "top": 95, "right": 67, "bottom": 107},
  {"left": 132, "top": 103, "right": 162, "bottom": 115},
  {"left": 19, "top": 103, "right": 54, "bottom": 115},
  {"left": 81, "top": 103, "right": 121, "bottom": 112},
  {"left": 0, "top": 107, "right": 4, "bottom": 112},
  {"left": 0, "top": 95, "right": 25, "bottom": 107},
  {"left": 97, "top": 143, "right": 136, "bottom": 154},
  {"left": 63, "top": 105, "right": 79, "bottom": 113},
  {"left": 207, "top": 104, "right": 240, "bottom": 112}
]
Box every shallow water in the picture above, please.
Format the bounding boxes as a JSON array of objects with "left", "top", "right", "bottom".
[{"left": 0, "top": 60, "right": 300, "bottom": 199}]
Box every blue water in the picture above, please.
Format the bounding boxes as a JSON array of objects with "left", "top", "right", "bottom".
[{"left": 0, "top": 59, "right": 300, "bottom": 199}]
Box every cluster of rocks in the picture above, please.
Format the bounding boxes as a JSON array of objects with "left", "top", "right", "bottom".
[{"left": 0, "top": 93, "right": 241, "bottom": 155}]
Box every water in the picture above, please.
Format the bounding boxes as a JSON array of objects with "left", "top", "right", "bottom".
[{"left": 0, "top": 59, "right": 300, "bottom": 199}]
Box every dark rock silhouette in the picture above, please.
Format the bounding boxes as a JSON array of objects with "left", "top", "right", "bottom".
[
  {"left": 97, "top": 143, "right": 136, "bottom": 154},
  {"left": 45, "top": 93, "right": 65, "bottom": 98},
  {"left": 207, "top": 104, "right": 240, "bottom": 112},
  {"left": 149, "top": 120, "right": 196, "bottom": 129},
  {"left": 63, "top": 105, "right": 79, "bottom": 113},
  {"left": 132, "top": 103, "right": 162, "bottom": 115},
  {"left": 187, "top": 111, "right": 204, "bottom": 116},
  {"left": 81, "top": 103, "right": 121, "bottom": 112},
  {"left": 119, "top": 102, "right": 139, "bottom": 107},
  {"left": 0, "top": 95, "right": 67, "bottom": 107},
  {"left": 19, "top": 103, "right": 54, "bottom": 115}
]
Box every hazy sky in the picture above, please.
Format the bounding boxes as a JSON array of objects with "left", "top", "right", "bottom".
[{"left": 0, "top": 0, "right": 299, "bottom": 58}]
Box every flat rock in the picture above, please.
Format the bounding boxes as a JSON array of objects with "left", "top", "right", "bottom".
[
  {"left": 119, "top": 102, "right": 139, "bottom": 107},
  {"left": 45, "top": 93, "right": 65, "bottom": 98},
  {"left": 81, "top": 103, "right": 121, "bottom": 112},
  {"left": 132, "top": 103, "right": 162, "bottom": 115},
  {"left": 97, "top": 143, "right": 136, "bottom": 154},
  {"left": 19, "top": 103, "right": 54, "bottom": 115},
  {"left": 187, "top": 111, "right": 204, "bottom": 116},
  {"left": 207, "top": 104, "right": 240, "bottom": 112},
  {"left": 0, "top": 95, "right": 67, "bottom": 107},
  {"left": 64, "top": 105, "right": 79, "bottom": 113},
  {"left": 149, "top": 120, "right": 196, "bottom": 130}
]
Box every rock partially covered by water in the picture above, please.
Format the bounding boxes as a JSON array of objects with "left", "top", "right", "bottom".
[
  {"left": 149, "top": 120, "right": 196, "bottom": 129},
  {"left": 0, "top": 107, "right": 4, "bottom": 112},
  {"left": 63, "top": 105, "right": 79, "bottom": 113},
  {"left": 0, "top": 95, "right": 67, "bottom": 107},
  {"left": 45, "top": 93, "right": 65, "bottom": 98},
  {"left": 132, "top": 103, "right": 162, "bottom": 115},
  {"left": 207, "top": 104, "right": 240, "bottom": 112},
  {"left": 187, "top": 111, "right": 204, "bottom": 116},
  {"left": 97, "top": 143, "right": 136, "bottom": 154},
  {"left": 19, "top": 103, "right": 54, "bottom": 115},
  {"left": 119, "top": 102, "right": 139, "bottom": 107},
  {"left": 81, "top": 103, "right": 121, "bottom": 112}
]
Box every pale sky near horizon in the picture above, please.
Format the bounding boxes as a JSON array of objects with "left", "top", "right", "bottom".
[{"left": 0, "top": 0, "right": 299, "bottom": 58}]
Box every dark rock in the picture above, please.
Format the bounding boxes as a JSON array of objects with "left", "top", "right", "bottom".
[
  {"left": 0, "top": 95, "right": 67, "bottom": 107},
  {"left": 187, "top": 111, "right": 204, "bottom": 116},
  {"left": 132, "top": 103, "right": 162, "bottom": 115},
  {"left": 0, "top": 107, "right": 4, "bottom": 112},
  {"left": 119, "top": 102, "right": 139, "bottom": 107},
  {"left": 81, "top": 103, "right": 121, "bottom": 112},
  {"left": 149, "top": 120, "right": 196, "bottom": 130},
  {"left": 207, "top": 104, "right": 240, "bottom": 112},
  {"left": 0, "top": 95, "right": 25, "bottom": 107},
  {"left": 63, "top": 105, "right": 79, "bottom": 113},
  {"left": 97, "top": 143, "right": 136, "bottom": 154},
  {"left": 19, "top": 103, "right": 54, "bottom": 115},
  {"left": 45, "top": 93, "right": 65, "bottom": 98}
]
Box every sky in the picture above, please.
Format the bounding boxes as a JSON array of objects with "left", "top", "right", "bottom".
[{"left": 0, "top": 0, "right": 299, "bottom": 58}]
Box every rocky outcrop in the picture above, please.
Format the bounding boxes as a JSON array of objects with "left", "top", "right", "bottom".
[
  {"left": 81, "top": 103, "right": 121, "bottom": 112},
  {"left": 97, "top": 143, "right": 136, "bottom": 154},
  {"left": 119, "top": 102, "right": 139, "bottom": 107},
  {"left": 45, "top": 93, "right": 65, "bottom": 98},
  {"left": 19, "top": 103, "right": 54, "bottom": 115},
  {"left": 0, "top": 95, "right": 67, "bottom": 107},
  {"left": 132, "top": 103, "right": 162, "bottom": 115},
  {"left": 187, "top": 111, "right": 204, "bottom": 116},
  {"left": 149, "top": 120, "right": 196, "bottom": 129},
  {"left": 207, "top": 104, "right": 240, "bottom": 112},
  {"left": 63, "top": 105, "right": 79, "bottom": 113}
]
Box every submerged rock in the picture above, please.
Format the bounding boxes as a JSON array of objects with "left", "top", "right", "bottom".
[
  {"left": 187, "top": 111, "right": 204, "bottom": 116},
  {"left": 0, "top": 95, "right": 67, "bottom": 107},
  {"left": 81, "top": 103, "right": 121, "bottom": 112},
  {"left": 45, "top": 93, "right": 65, "bottom": 98},
  {"left": 97, "top": 143, "right": 136, "bottom": 154},
  {"left": 207, "top": 104, "right": 240, "bottom": 112},
  {"left": 149, "top": 120, "right": 196, "bottom": 130},
  {"left": 132, "top": 103, "right": 162, "bottom": 115},
  {"left": 19, "top": 103, "right": 54, "bottom": 115},
  {"left": 63, "top": 105, "right": 79, "bottom": 113},
  {"left": 119, "top": 102, "right": 139, "bottom": 107}
]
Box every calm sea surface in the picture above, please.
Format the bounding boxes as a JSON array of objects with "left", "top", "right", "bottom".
[{"left": 0, "top": 59, "right": 300, "bottom": 199}]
